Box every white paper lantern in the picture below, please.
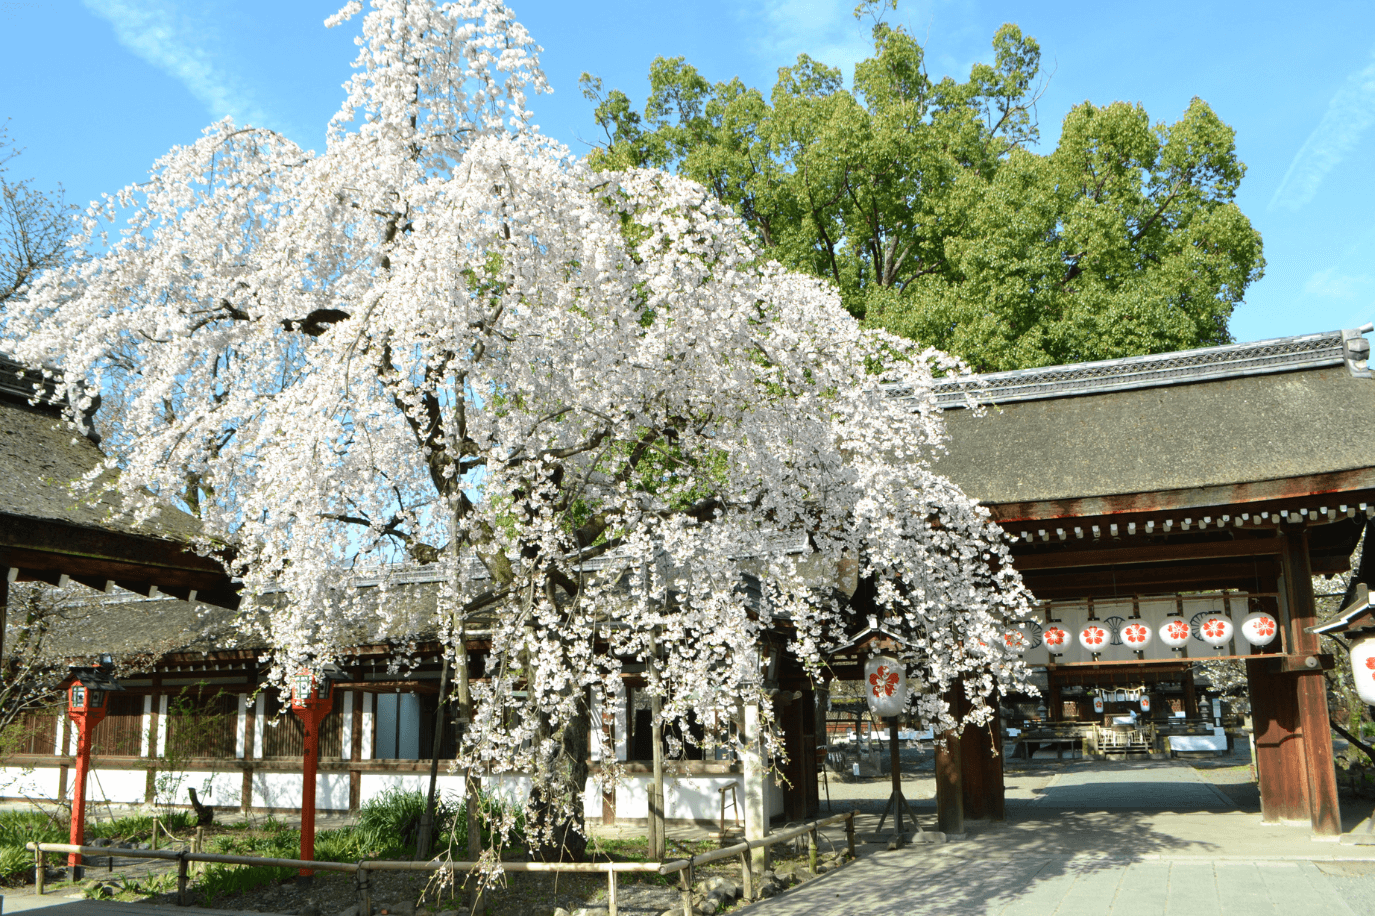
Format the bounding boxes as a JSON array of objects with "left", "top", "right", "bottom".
[
  {"left": 1159, "top": 618, "right": 1191, "bottom": 649},
  {"left": 1240, "top": 611, "right": 1279, "bottom": 647},
  {"left": 1121, "top": 621, "right": 1152, "bottom": 650},
  {"left": 1043, "top": 626, "right": 1069, "bottom": 654},
  {"left": 863, "top": 654, "right": 907, "bottom": 718},
  {"left": 1140, "top": 694, "right": 1152, "bottom": 713},
  {"left": 1092, "top": 696, "right": 1104, "bottom": 714},
  {"left": 1349, "top": 634, "right": 1375, "bottom": 705},
  {"left": 1198, "top": 615, "right": 1234, "bottom": 649},
  {"left": 1079, "top": 624, "right": 1109, "bottom": 652}
]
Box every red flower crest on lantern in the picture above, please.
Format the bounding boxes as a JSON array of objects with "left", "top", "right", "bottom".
[
  {"left": 869, "top": 665, "right": 900, "bottom": 699},
  {"left": 1124, "top": 624, "right": 1148, "bottom": 644},
  {"left": 1083, "top": 627, "right": 1106, "bottom": 646},
  {"left": 1045, "top": 628, "right": 1067, "bottom": 647},
  {"left": 1254, "top": 617, "right": 1276, "bottom": 637},
  {"left": 1166, "top": 620, "right": 1189, "bottom": 640},
  {"left": 1202, "top": 618, "right": 1227, "bottom": 639}
]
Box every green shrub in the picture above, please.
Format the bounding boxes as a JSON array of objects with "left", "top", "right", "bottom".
[
  {"left": 0, "top": 809, "right": 66, "bottom": 848},
  {"left": 354, "top": 787, "right": 452, "bottom": 858},
  {"left": 0, "top": 843, "right": 32, "bottom": 881}
]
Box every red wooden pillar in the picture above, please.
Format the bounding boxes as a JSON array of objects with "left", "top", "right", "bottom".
[
  {"left": 65, "top": 688, "right": 109, "bottom": 877},
  {"left": 1282, "top": 528, "right": 1341, "bottom": 836},
  {"left": 291, "top": 675, "right": 334, "bottom": 878}
]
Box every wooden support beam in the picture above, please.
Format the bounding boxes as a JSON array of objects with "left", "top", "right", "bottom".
[
  {"left": 988, "top": 470, "right": 1375, "bottom": 525},
  {"left": 1022, "top": 560, "right": 1279, "bottom": 599},
  {"left": 1281, "top": 529, "right": 1342, "bottom": 836},
  {"left": 1014, "top": 536, "right": 1281, "bottom": 572},
  {"left": 936, "top": 691, "right": 965, "bottom": 837},
  {"left": 1247, "top": 657, "right": 1309, "bottom": 823},
  {"left": 959, "top": 707, "right": 1004, "bottom": 822}
]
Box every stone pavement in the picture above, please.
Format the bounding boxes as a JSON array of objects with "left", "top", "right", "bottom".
[
  {"left": 0, "top": 898, "right": 291, "bottom": 916},
  {"left": 738, "top": 759, "right": 1375, "bottom": 916},
  {"left": 1028, "top": 762, "right": 1234, "bottom": 810}
]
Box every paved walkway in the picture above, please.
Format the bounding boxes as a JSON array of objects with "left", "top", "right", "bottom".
[
  {"left": 0, "top": 900, "right": 291, "bottom": 916},
  {"left": 1030, "top": 762, "right": 1234, "bottom": 810},
  {"left": 741, "top": 759, "right": 1375, "bottom": 916}
]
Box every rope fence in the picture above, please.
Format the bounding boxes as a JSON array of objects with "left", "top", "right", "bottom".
[{"left": 28, "top": 810, "right": 857, "bottom": 916}]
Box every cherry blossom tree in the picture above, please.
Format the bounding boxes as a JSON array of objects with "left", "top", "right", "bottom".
[{"left": 5, "top": 0, "right": 1035, "bottom": 860}]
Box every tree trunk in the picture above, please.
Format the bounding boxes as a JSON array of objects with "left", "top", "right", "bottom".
[{"left": 528, "top": 690, "right": 591, "bottom": 862}]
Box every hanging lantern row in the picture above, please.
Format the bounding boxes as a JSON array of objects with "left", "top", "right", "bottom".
[
  {"left": 1007, "top": 610, "right": 1280, "bottom": 655},
  {"left": 1091, "top": 686, "right": 1150, "bottom": 710}
]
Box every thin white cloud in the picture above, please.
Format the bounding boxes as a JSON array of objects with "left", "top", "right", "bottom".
[
  {"left": 83, "top": 0, "right": 274, "bottom": 129},
  {"left": 745, "top": 0, "right": 978, "bottom": 90},
  {"left": 1269, "top": 47, "right": 1375, "bottom": 212},
  {"left": 1302, "top": 266, "right": 1371, "bottom": 300},
  {"left": 746, "top": 0, "right": 883, "bottom": 81}
]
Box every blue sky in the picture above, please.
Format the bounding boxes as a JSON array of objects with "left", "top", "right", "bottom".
[{"left": 2, "top": 0, "right": 1372, "bottom": 345}]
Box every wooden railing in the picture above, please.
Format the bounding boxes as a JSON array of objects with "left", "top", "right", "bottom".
[{"left": 29, "top": 810, "right": 858, "bottom": 916}]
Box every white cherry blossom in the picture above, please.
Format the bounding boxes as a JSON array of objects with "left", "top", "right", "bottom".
[{"left": 5, "top": 0, "right": 1036, "bottom": 849}]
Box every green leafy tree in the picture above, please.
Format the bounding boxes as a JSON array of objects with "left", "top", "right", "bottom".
[{"left": 583, "top": 2, "right": 1263, "bottom": 371}]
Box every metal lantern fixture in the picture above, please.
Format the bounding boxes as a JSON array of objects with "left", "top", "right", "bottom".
[{"left": 59, "top": 655, "right": 124, "bottom": 878}]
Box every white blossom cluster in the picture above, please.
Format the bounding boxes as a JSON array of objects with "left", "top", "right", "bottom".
[{"left": 6, "top": 0, "right": 1036, "bottom": 837}]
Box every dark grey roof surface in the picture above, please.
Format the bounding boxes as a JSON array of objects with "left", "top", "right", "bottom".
[
  {"left": 0, "top": 397, "right": 204, "bottom": 541},
  {"left": 936, "top": 346, "right": 1375, "bottom": 507},
  {"left": 20, "top": 593, "right": 238, "bottom": 662},
  {"left": 0, "top": 355, "right": 204, "bottom": 542}
]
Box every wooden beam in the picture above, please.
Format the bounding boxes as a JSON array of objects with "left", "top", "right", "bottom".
[
  {"left": 1247, "top": 657, "right": 1309, "bottom": 824},
  {"left": 1022, "top": 560, "right": 1278, "bottom": 599},
  {"left": 987, "top": 469, "right": 1375, "bottom": 524},
  {"left": 1014, "top": 536, "right": 1281, "bottom": 571},
  {"left": 1282, "top": 529, "right": 1342, "bottom": 836}
]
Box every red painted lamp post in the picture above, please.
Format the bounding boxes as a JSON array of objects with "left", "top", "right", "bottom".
[
  {"left": 60, "top": 655, "right": 124, "bottom": 879},
  {"left": 290, "top": 669, "right": 336, "bottom": 880}
]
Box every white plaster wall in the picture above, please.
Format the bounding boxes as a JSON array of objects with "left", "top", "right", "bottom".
[
  {"left": 89, "top": 768, "right": 147, "bottom": 805},
  {"left": 766, "top": 773, "right": 785, "bottom": 818},
  {"left": 359, "top": 772, "right": 470, "bottom": 808},
  {"left": 609, "top": 776, "right": 648, "bottom": 819},
  {"left": 665, "top": 775, "right": 743, "bottom": 822},
  {"left": 0, "top": 765, "right": 61, "bottom": 800},
  {"left": 594, "top": 773, "right": 752, "bottom": 822},
  {"left": 479, "top": 773, "right": 534, "bottom": 810},
  {"left": 252, "top": 772, "right": 350, "bottom": 811}
]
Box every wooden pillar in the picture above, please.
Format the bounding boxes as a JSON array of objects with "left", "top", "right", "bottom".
[
  {"left": 935, "top": 690, "right": 965, "bottom": 836},
  {"left": 1182, "top": 671, "right": 1198, "bottom": 718},
  {"left": 1282, "top": 527, "right": 1341, "bottom": 836},
  {"left": 1246, "top": 657, "right": 1308, "bottom": 822},
  {"left": 1047, "top": 684, "right": 1062, "bottom": 721},
  {"left": 960, "top": 706, "right": 1005, "bottom": 822}
]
